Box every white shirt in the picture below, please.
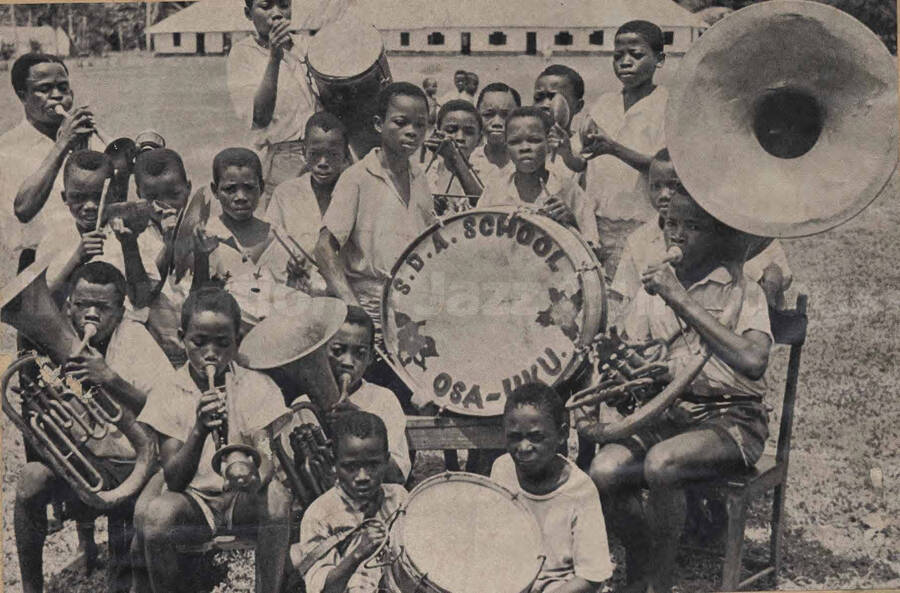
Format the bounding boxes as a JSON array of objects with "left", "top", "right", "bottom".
[
  {"left": 0, "top": 118, "right": 78, "bottom": 253},
  {"left": 612, "top": 220, "right": 793, "bottom": 306},
  {"left": 490, "top": 454, "right": 614, "bottom": 592},
  {"left": 346, "top": 380, "right": 411, "bottom": 479},
  {"left": 299, "top": 484, "right": 408, "bottom": 593},
  {"left": 226, "top": 34, "right": 316, "bottom": 152},
  {"left": 264, "top": 174, "right": 327, "bottom": 257},
  {"left": 138, "top": 363, "right": 287, "bottom": 495},
  {"left": 321, "top": 148, "right": 436, "bottom": 307},
  {"left": 479, "top": 168, "right": 599, "bottom": 243},
  {"left": 623, "top": 266, "right": 773, "bottom": 399},
  {"left": 583, "top": 87, "right": 668, "bottom": 222}
]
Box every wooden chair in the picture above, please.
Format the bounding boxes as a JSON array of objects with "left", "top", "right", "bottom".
[
  {"left": 405, "top": 415, "right": 506, "bottom": 451},
  {"left": 701, "top": 294, "right": 809, "bottom": 591}
]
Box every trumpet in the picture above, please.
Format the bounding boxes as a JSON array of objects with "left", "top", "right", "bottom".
[
  {"left": 205, "top": 363, "right": 264, "bottom": 491},
  {"left": 206, "top": 364, "right": 227, "bottom": 449},
  {"left": 53, "top": 104, "right": 111, "bottom": 147}
]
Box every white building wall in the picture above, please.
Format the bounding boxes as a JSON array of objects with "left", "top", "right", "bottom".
[
  {"left": 378, "top": 26, "right": 696, "bottom": 55},
  {"left": 153, "top": 32, "right": 197, "bottom": 54},
  {"left": 204, "top": 32, "right": 225, "bottom": 54}
]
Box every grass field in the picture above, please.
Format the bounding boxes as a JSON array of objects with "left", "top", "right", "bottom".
[{"left": 1, "top": 53, "right": 898, "bottom": 592}]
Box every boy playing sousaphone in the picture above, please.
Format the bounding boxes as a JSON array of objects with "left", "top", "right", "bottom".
[{"left": 579, "top": 181, "right": 774, "bottom": 593}]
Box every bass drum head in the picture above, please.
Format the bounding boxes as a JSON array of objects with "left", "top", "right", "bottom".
[
  {"left": 307, "top": 14, "right": 384, "bottom": 81},
  {"left": 390, "top": 473, "right": 543, "bottom": 593},
  {"left": 382, "top": 207, "right": 605, "bottom": 416}
]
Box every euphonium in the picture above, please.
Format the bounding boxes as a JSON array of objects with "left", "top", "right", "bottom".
[{"left": 0, "top": 264, "right": 157, "bottom": 510}]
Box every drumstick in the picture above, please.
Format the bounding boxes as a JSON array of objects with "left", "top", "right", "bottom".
[
  {"left": 373, "top": 343, "right": 422, "bottom": 395},
  {"left": 95, "top": 178, "right": 111, "bottom": 233},
  {"left": 271, "top": 226, "right": 320, "bottom": 273}
]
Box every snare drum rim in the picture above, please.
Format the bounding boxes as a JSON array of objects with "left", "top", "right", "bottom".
[
  {"left": 390, "top": 471, "right": 544, "bottom": 593},
  {"left": 380, "top": 206, "right": 606, "bottom": 416}
]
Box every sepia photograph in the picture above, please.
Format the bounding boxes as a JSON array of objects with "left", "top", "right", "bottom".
[{"left": 0, "top": 1, "right": 897, "bottom": 592}]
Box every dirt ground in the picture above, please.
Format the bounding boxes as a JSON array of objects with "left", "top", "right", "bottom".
[{"left": 1, "top": 53, "right": 898, "bottom": 592}]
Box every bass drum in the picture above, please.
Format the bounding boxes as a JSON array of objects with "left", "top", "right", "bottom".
[
  {"left": 382, "top": 207, "right": 606, "bottom": 416},
  {"left": 386, "top": 472, "right": 544, "bottom": 593}
]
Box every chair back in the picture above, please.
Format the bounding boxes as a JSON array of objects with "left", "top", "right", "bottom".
[{"left": 768, "top": 294, "right": 808, "bottom": 466}]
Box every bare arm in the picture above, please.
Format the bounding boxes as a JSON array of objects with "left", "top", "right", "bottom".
[
  {"left": 117, "top": 230, "right": 155, "bottom": 310},
  {"left": 160, "top": 391, "right": 223, "bottom": 491},
  {"left": 314, "top": 228, "right": 359, "bottom": 305},
  {"left": 643, "top": 264, "right": 771, "bottom": 379},
  {"left": 14, "top": 107, "right": 95, "bottom": 222},
  {"left": 252, "top": 22, "right": 293, "bottom": 129}
]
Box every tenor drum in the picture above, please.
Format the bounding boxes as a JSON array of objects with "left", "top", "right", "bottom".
[
  {"left": 306, "top": 15, "right": 391, "bottom": 117},
  {"left": 382, "top": 207, "right": 606, "bottom": 416},
  {"left": 387, "top": 472, "right": 544, "bottom": 593}
]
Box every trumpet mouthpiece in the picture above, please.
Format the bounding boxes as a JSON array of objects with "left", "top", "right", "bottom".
[
  {"left": 53, "top": 105, "right": 67, "bottom": 116},
  {"left": 664, "top": 246, "right": 683, "bottom": 264}
]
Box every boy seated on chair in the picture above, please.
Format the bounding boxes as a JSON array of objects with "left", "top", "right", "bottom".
[
  {"left": 325, "top": 305, "right": 411, "bottom": 484},
  {"left": 491, "top": 383, "right": 613, "bottom": 593},
  {"left": 479, "top": 107, "right": 599, "bottom": 245},
  {"left": 580, "top": 186, "right": 774, "bottom": 593},
  {"left": 294, "top": 411, "right": 408, "bottom": 593},
  {"left": 611, "top": 148, "right": 793, "bottom": 317},
  {"left": 133, "top": 287, "right": 292, "bottom": 593}
]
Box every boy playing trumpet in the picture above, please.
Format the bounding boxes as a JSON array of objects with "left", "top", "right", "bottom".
[{"left": 134, "top": 287, "right": 291, "bottom": 593}]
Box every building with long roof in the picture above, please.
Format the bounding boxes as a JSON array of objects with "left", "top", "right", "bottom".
[{"left": 148, "top": 0, "right": 703, "bottom": 56}]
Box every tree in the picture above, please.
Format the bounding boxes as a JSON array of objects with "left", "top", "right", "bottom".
[{"left": 679, "top": 0, "right": 896, "bottom": 53}]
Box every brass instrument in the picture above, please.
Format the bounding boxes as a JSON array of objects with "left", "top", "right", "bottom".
[
  {"left": 54, "top": 104, "right": 112, "bottom": 147},
  {"left": 573, "top": 1, "right": 898, "bottom": 442},
  {"left": 204, "top": 363, "right": 263, "bottom": 491},
  {"left": 0, "top": 264, "right": 157, "bottom": 510},
  {"left": 239, "top": 297, "right": 347, "bottom": 504}
]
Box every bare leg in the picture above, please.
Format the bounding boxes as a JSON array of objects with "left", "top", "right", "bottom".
[
  {"left": 130, "top": 471, "right": 166, "bottom": 593},
  {"left": 644, "top": 429, "right": 744, "bottom": 593},
  {"left": 590, "top": 444, "right": 652, "bottom": 586},
  {"left": 233, "top": 481, "right": 293, "bottom": 593},
  {"left": 142, "top": 492, "right": 213, "bottom": 593},
  {"left": 14, "top": 462, "right": 56, "bottom": 593}
]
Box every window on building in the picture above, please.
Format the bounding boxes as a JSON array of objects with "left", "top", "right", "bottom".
[
  {"left": 488, "top": 31, "right": 507, "bottom": 46},
  {"left": 555, "top": 31, "right": 573, "bottom": 46},
  {"left": 664, "top": 31, "right": 674, "bottom": 45},
  {"left": 173, "top": 32, "right": 181, "bottom": 47},
  {"left": 309, "top": 29, "right": 318, "bottom": 36},
  {"left": 428, "top": 32, "right": 445, "bottom": 45},
  {"left": 589, "top": 30, "right": 604, "bottom": 45},
  {"left": 400, "top": 32, "right": 410, "bottom": 46}
]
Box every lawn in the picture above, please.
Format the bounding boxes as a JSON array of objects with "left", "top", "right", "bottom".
[{"left": 1, "top": 53, "right": 898, "bottom": 592}]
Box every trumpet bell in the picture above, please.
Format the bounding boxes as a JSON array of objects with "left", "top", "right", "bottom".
[{"left": 666, "top": 0, "right": 898, "bottom": 238}]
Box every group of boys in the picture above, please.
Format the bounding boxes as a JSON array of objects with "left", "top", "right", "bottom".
[{"left": 2, "top": 2, "right": 797, "bottom": 592}]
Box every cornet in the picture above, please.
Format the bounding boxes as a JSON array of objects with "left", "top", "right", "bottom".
[{"left": 206, "top": 363, "right": 263, "bottom": 491}]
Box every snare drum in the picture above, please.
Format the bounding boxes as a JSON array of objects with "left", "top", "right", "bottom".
[
  {"left": 382, "top": 207, "right": 606, "bottom": 416},
  {"left": 387, "top": 472, "right": 544, "bottom": 593},
  {"left": 306, "top": 15, "right": 391, "bottom": 118}
]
